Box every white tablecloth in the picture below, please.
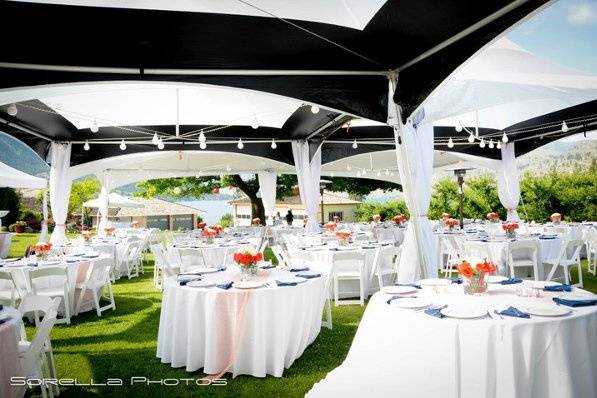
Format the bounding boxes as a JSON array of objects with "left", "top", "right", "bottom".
[
  {"left": 0, "top": 307, "right": 24, "bottom": 398},
  {"left": 0, "top": 233, "right": 14, "bottom": 259},
  {"left": 157, "top": 268, "right": 325, "bottom": 377},
  {"left": 308, "top": 284, "right": 597, "bottom": 398},
  {"left": 168, "top": 242, "right": 257, "bottom": 268}
]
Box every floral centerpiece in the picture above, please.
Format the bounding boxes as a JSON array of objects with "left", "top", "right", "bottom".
[
  {"left": 335, "top": 229, "right": 352, "bottom": 246},
  {"left": 211, "top": 224, "right": 224, "bottom": 234},
  {"left": 197, "top": 221, "right": 207, "bottom": 229},
  {"left": 441, "top": 212, "right": 451, "bottom": 220},
  {"left": 486, "top": 212, "right": 500, "bottom": 222},
  {"left": 31, "top": 242, "right": 53, "bottom": 261},
  {"left": 104, "top": 226, "right": 115, "bottom": 236},
  {"left": 502, "top": 222, "right": 519, "bottom": 239},
  {"left": 372, "top": 214, "right": 382, "bottom": 223},
  {"left": 392, "top": 214, "right": 407, "bottom": 226},
  {"left": 443, "top": 218, "right": 459, "bottom": 231},
  {"left": 130, "top": 221, "right": 140, "bottom": 228},
  {"left": 332, "top": 215, "right": 341, "bottom": 223},
  {"left": 81, "top": 231, "right": 95, "bottom": 244},
  {"left": 550, "top": 212, "right": 562, "bottom": 224},
  {"left": 457, "top": 258, "right": 496, "bottom": 295},
  {"left": 252, "top": 217, "right": 261, "bottom": 226},
  {"left": 233, "top": 249, "right": 263, "bottom": 279},
  {"left": 325, "top": 221, "right": 337, "bottom": 232},
  {"left": 202, "top": 227, "right": 219, "bottom": 244}
]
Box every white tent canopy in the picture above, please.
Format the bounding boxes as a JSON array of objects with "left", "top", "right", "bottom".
[
  {"left": 83, "top": 192, "right": 143, "bottom": 209},
  {"left": 0, "top": 160, "right": 47, "bottom": 189}
]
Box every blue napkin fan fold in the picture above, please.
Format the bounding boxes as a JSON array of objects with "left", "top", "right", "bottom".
[
  {"left": 276, "top": 280, "right": 297, "bottom": 287},
  {"left": 553, "top": 297, "right": 597, "bottom": 307},
  {"left": 216, "top": 281, "right": 234, "bottom": 290},
  {"left": 297, "top": 273, "right": 321, "bottom": 279},
  {"left": 544, "top": 284, "right": 572, "bottom": 292},
  {"left": 500, "top": 278, "right": 523, "bottom": 285},
  {"left": 289, "top": 267, "right": 309, "bottom": 272},
  {"left": 499, "top": 306, "right": 530, "bottom": 318}
]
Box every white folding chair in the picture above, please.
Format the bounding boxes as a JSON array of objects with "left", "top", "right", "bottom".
[
  {"left": 507, "top": 240, "right": 539, "bottom": 280},
  {"left": 90, "top": 243, "right": 117, "bottom": 282},
  {"left": 0, "top": 269, "right": 20, "bottom": 306},
  {"left": 177, "top": 248, "right": 206, "bottom": 271},
  {"left": 122, "top": 240, "right": 142, "bottom": 279},
  {"left": 440, "top": 237, "right": 462, "bottom": 277},
  {"left": 74, "top": 258, "right": 116, "bottom": 316},
  {"left": 332, "top": 251, "right": 367, "bottom": 306},
  {"left": 270, "top": 245, "right": 290, "bottom": 268},
  {"left": 545, "top": 239, "right": 584, "bottom": 287},
  {"left": 19, "top": 298, "right": 59, "bottom": 398},
  {"left": 585, "top": 227, "right": 597, "bottom": 276},
  {"left": 370, "top": 246, "right": 402, "bottom": 290},
  {"left": 29, "top": 266, "right": 71, "bottom": 325},
  {"left": 374, "top": 228, "right": 395, "bottom": 244},
  {"left": 18, "top": 296, "right": 61, "bottom": 397},
  {"left": 149, "top": 243, "right": 166, "bottom": 289}
]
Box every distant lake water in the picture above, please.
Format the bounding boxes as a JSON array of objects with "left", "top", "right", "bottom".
[{"left": 178, "top": 200, "right": 232, "bottom": 225}]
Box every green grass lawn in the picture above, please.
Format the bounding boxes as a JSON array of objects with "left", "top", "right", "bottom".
[{"left": 6, "top": 232, "right": 597, "bottom": 397}]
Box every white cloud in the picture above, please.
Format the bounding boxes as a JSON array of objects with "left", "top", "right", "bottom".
[{"left": 567, "top": 2, "right": 597, "bottom": 25}]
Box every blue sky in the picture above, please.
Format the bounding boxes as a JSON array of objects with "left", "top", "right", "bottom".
[{"left": 508, "top": 0, "right": 597, "bottom": 73}]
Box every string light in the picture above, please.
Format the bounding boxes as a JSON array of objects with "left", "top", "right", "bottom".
[
  {"left": 199, "top": 141, "right": 207, "bottom": 150},
  {"left": 198, "top": 130, "right": 206, "bottom": 143},
  {"left": 119, "top": 139, "right": 127, "bottom": 151},
  {"left": 496, "top": 141, "right": 502, "bottom": 150},
  {"left": 157, "top": 138, "right": 165, "bottom": 150},
  {"left": 310, "top": 105, "right": 320, "bottom": 114},
  {"left": 488, "top": 139, "right": 494, "bottom": 149},
  {"left": 376, "top": 170, "right": 381, "bottom": 177},
  {"left": 271, "top": 138, "right": 277, "bottom": 149},
  {"left": 83, "top": 140, "right": 90, "bottom": 151},
  {"left": 346, "top": 164, "right": 351, "bottom": 171},
  {"left": 226, "top": 165, "right": 231, "bottom": 172},
  {"left": 152, "top": 133, "right": 159, "bottom": 145},
  {"left": 455, "top": 123, "right": 462, "bottom": 133},
  {"left": 362, "top": 169, "right": 367, "bottom": 175},
  {"left": 385, "top": 169, "right": 389, "bottom": 175},
  {"left": 251, "top": 116, "right": 259, "bottom": 129},
  {"left": 90, "top": 120, "right": 99, "bottom": 133},
  {"left": 468, "top": 133, "right": 475, "bottom": 143},
  {"left": 7, "top": 103, "right": 17, "bottom": 116},
  {"left": 479, "top": 138, "right": 486, "bottom": 148},
  {"left": 447, "top": 137, "right": 454, "bottom": 148},
  {"left": 561, "top": 121, "right": 569, "bottom": 133},
  {"left": 501, "top": 132, "right": 509, "bottom": 143},
  {"left": 352, "top": 139, "right": 358, "bottom": 149},
  {"left": 237, "top": 138, "right": 244, "bottom": 149}
]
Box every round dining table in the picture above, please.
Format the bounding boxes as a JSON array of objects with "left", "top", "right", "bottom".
[
  {"left": 157, "top": 267, "right": 326, "bottom": 377},
  {"left": 307, "top": 281, "right": 597, "bottom": 398}
]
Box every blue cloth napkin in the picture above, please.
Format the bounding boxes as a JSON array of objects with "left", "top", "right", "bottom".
[
  {"left": 289, "top": 266, "right": 309, "bottom": 272},
  {"left": 297, "top": 272, "right": 321, "bottom": 279},
  {"left": 451, "top": 277, "right": 463, "bottom": 284},
  {"left": 260, "top": 264, "right": 276, "bottom": 269},
  {"left": 395, "top": 283, "right": 422, "bottom": 289},
  {"left": 178, "top": 278, "right": 200, "bottom": 286},
  {"left": 500, "top": 277, "right": 523, "bottom": 285},
  {"left": 539, "top": 235, "right": 557, "bottom": 240},
  {"left": 553, "top": 297, "right": 597, "bottom": 307},
  {"left": 424, "top": 305, "right": 447, "bottom": 318},
  {"left": 499, "top": 306, "right": 530, "bottom": 318},
  {"left": 544, "top": 284, "right": 572, "bottom": 292},
  {"left": 216, "top": 281, "right": 234, "bottom": 290},
  {"left": 276, "top": 280, "right": 298, "bottom": 287}
]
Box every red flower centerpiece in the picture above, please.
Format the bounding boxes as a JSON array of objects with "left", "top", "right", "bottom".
[
  {"left": 197, "top": 221, "right": 207, "bottom": 229},
  {"left": 252, "top": 217, "right": 261, "bottom": 226},
  {"left": 550, "top": 212, "right": 562, "bottom": 224},
  {"left": 392, "top": 214, "right": 407, "bottom": 226},
  {"left": 202, "top": 227, "right": 219, "bottom": 244},
  {"left": 31, "top": 242, "right": 53, "bottom": 261},
  {"left": 233, "top": 249, "right": 263, "bottom": 279},
  {"left": 80, "top": 231, "right": 95, "bottom": 244},
  {"left": 104, "top": 226, "right": 115, "bottom": 236},
  {"left": 486, "top": 212, "right": 500, "bottom": 223},
  {"left": 335, "top": 229, "right": 352, "bottom": 246},
  {"left": 457, "top": 258, "right": 496, "bottom": 295},
  {"left": 325, "top": 221, "right": 337, "bottom": 232},
  {"left": 443, "top": 218, "right": 460, "bottom": 231},
  {"left": 502, "top": 222, "right": 519, "bottom": 239}
]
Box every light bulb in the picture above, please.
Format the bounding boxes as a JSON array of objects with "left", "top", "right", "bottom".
[
  {"left": 330, "top": 171, "right": 334, "bottom": 177},
  {"left": 346, "top": 164, "right": 351, "bottom": 171},
  {"left": 362, "top": 169, "right": 367, "bottom": 175},
  {"left": 199, "top": 142, "right": 207, "bottom": 150},
  {"left": 157, "top": 138, "right": 165, "bottom": 150},
  {"left": 271, "top": 138, "right": 277, "bottom": 149},
  {"left": 310, "top": 105, "right": 320, "bottom": 114},
  {"left": 251, "top": 116, "right": 259, "bottom": 130},
  {"left": 90, "top": 120, "right": 99, "bottom": 133},
  {"left": 7, "top": 103, "right": 17, "bottom": 116},
  {"left": 447, "top": 137, "right": 454, "bottom": 148},
  {"left": 488, "top": 139, "right": 494, "bottom": 149},
  {"left": 152, "top": 133, "right": 159, "bottom": 145},
  {"left": 497, "top": 141, "right": 502, "bottom": 150},
  {"left": 385, "top": 168, "right": 389, "bottom": 175},
  {"left": 561, "top": 121, "right": 569, "bottom": 133},
  {"left": 119, "top": 139, "right": 126, "bottom": 150},
  {"left": 468, "top": 133, "right": 475, "bottom": 143},
  {"left": 376, "top": 171, "right": 381, "bottom": 177},
  {"left": 83, "top": 140, "right": 90, "bottom": 151},
  {"left": 198, "top": 131, "right": 206, "bottom": 143},
  {"left": 352, "top": 139, "right": 358, "bottom": 149},
  {"left": 237, "top": 138, "right": 244, "bottom": 149},
  {"left": 501, "top": 132, "right": 509, "bottom": 143},
  {"left": 455, "top": 124, "right": 462, "bottom": 133},
  {"left": 479, "top": 138, "right": 486, "bottom": 148},
  {"left": 226, "top": 165, "right": 231, "bottom": 172},
  {"left": 356, "top": 171, "right": 361, "bottom": 177}
]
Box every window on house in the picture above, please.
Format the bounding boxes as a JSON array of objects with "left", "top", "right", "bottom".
[{"left": 329, "top": 211, "right": 344, "bottom": 221}]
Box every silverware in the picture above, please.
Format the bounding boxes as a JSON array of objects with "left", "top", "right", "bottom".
[{"left": 494, "top": 310, "right": 504, "bottom": 319}]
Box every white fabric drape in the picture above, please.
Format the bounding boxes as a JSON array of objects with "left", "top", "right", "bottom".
[
  {"left": 495, "top": 143, "right": 521, "bottom": 221},
  {"left": 258, "top": 172, "right": 277, "bottom": 225},
  {"left": 49, "top": 142, "right": 72, "bottom": 245},
  {"left": 39, "top": 190, "right": 49, "bottom": 242},
  {"left": 388, "top": 81, "right": 438, "bottom": 282},
  {"left": 291, "top": 140, "right": 322, "bottom": 234},
  {"left": 97, "top": 172, "right": 110, "bottom": 233}
]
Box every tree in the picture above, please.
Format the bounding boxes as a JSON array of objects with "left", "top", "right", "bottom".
[
  {"left": 354, "top": 200, "right": 409, "bottom": 222},
  {"left": 326, "top": 178, "right": 401, "bottom": 198},
  {"left": 0, "top": 187, "right": 21, "bottom": 228}
]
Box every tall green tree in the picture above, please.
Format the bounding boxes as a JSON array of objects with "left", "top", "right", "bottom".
[{"left": 0, "top": 187, "right": 21, "bottom": 227}]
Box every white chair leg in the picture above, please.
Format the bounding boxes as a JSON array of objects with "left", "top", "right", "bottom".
[
  {"left": 577, "top": 260, "right": 583, "bottom": 288},
  {"left": 359, "top": 277, "right": 365, "bottom": 306},
  {"left": 333, "top": 276, "right": 339, "bottom": 307},
  {"left": 93, "top": 288, "right": 102, "bottom": 317},
  {"left": 324, "top": 299, "right": 332, "bottom": 329},
  {"left": 46, "top": 342, "right": 59, "bottom": 396},
  {"left": 74, "top": 287, "right": 86, "bottom": 316},
  {"left": 63, "top": 293, "right": 71, "bottom": 325},
  {"left": 108, "top": 283, "right": 116, "bottom": 311}
]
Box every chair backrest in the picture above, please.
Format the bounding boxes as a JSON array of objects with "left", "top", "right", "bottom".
[
  {"left": 441, "top": 237, "right": 460, "bottom": 256},
  {"left": 332, "top": 251, "right": 366, "bottom": 274},
  {"left": 177, "top": 248, "right": 205, "bottom": 267},
  {"left": 92, "top": 244, "right": 115, "bottom": 256},
  {"left": 124, "top": 241, "right": 142, "bottom": 261},
  {"left": 18, "top": 295, "right": 59, "bottom": 327},
  {"left": 29, "top": 266, "right": 69, "bottom": 293},
  {"left": 20, "top": 305, "right": 58, "bottom": 375},
  {"left": 378, "top": 246, "right": 401, "bottom": 270},
  {"left": 508, "top": 239, "right": 538, "bottom": 261},
  {"left": 87, "top": 258, "right": 113, "bottom": 285},
  {"left": 375, "top": 228, "right": 395, "bottom": 243},
  {"left": 564, "top": 239, "right": 584, "bottom": 261},
  {"left": 463, "top": 241, "right": 491, "bottom": 260},
  {"left": 270, "top": 245, "right": 289, "bottom": 268},
  {"left": 150, "top": 244, "right": 167, "bottom": 266}
]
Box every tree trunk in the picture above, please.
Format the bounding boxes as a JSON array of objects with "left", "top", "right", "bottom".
[{"left": 231, "top": 174, "right": 266, "bottom": 224}]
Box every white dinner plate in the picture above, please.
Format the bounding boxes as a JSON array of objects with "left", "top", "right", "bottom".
[
  {"left": 390, "top": 297, "right": 432, "bottom": 309},
  {"left": 382, "top": 285, "right": 417, "bottom": 295},
  {"left": 234, "top": 281, "right": 266, "bottom": 289},
  {"left": 523, "top": 305, "right": 571, "bottom": 317},
  {"left": 527, "top": 280, "right": 561, "bottom": 289},
  {"left": 186, "top": 280, "right": 216, "bottom": 288},
  {"left": 186, "top": 267, "right": 219, "bottom": 274},
  {"left": 440, "top": 306, "right": 487, "bottom": 319},
  {"left": 486, "top": 275, "right": 508, "bottom": 284},
  {"left": 40, "top": 260, "right": 61, "bottom": 266},
  {"left": 418, "top": 278, "right": 451, "bottom": 287},
  {"left": 276, "top": 276, "right": 307, "bottom": 284}
]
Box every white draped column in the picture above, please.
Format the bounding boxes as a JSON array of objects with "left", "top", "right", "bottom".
[
  {"left": 49, "top": 142, "right": 72, "bottom": 245},
  {"left": 388, "top": 80, "right": 438, "bottom": 282},
  {"left": 97, "top": 171, "right": 110, "bottom": 234},
  {"left": 291, "top": 140, "right": 322, "bottom": 234},
  {"left": 495, "top": 142, "right": 521, "bottom": 221},
  {"left": 39, "top": 189, "right": 49, "bottom": 242},
  {"left": 258, "top": 171, "right": 277, "bottom": 225}
]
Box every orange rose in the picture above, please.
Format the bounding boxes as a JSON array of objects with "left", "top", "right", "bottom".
[
  {"left": 476, "top": 260, "right": 496, "bottom": 274},
  {"left": 457, "top": 261, "right": 474, "bottom": 278}
]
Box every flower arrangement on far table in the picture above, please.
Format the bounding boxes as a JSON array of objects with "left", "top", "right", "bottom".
[
  {"left": 104, "top": 226, "right": 115, "bottom": 236},
  {"left": 31, "top": 242, "right": 53, "bottom": 260},
  {"left": 486, "top": 212, "right": 500, "bottom": 222},
  {"left": 502, "top": 222, "right": 519, "bottom": 239},
  {"left": 233, "top": 249, "right": 263, "bottom": 279},
  {"left": 335, "top": 229, "right": 352, "bottom": 246},
  {"left": 550, "top": 212, "right": 562, "bottom": 224},
  {"left": 197, "top": 221, "right": 207, "bottom": 229},
  {"left": 457, "top": 258, "right": 496, "bottom": 295},
  {"left": 202, "top": 227, "right": 219, "bottom": 244},
  {"left": 325, "top": 221, "right": 337, "bottom": 232},
  {"left": 130, "top": 221, "right": 140, "bottom": 228},
  {"left": 392, "top": 214, "right": 407, "bottom": 226},
  {"left": 372, "top": 214, "right": 382, "bottom": 223},
  {"left": 81, "top": 231, "right": 95, "bottom": 244},
  {"left": 252, "top": 217, "right": 261, "bottom": 226},
  {"left": 443, "top": 218, "right": 460, "bottom": 231},
  {"left": 441, "top": 212, "right": 451, "bottom": 220}
]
